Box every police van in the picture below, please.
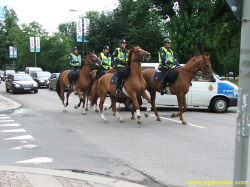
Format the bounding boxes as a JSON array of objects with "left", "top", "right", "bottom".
[{"left": 140, "top": 63, "right": 238, "bottom": 113}]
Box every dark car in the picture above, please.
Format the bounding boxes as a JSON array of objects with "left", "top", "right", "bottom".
[
  {"left": 33, "top": 71, "right": 52, "bottom": 88},
  {"left": 225, "top": 72, "right": 237, "bottom": 77},
  {"left": 3, "top": 70, "right": 16, "bottom": 81},
  {"left": 5, "top": 73, "right": 38, "bottom": 94},
  {"left": 48, "top": 73, "right": 60, "bottom": 90}
]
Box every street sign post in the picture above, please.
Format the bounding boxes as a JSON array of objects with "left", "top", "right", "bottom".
[{"left": 233, "top": 0, "right": 250, "bottom": 186}]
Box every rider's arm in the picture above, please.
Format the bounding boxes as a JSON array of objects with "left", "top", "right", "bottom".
[
  {"left": 68, "top": 55, "right": 73, "bottom": 63},
  {"left": 112, "top": 49, "right": 118, "bottom": 62}
]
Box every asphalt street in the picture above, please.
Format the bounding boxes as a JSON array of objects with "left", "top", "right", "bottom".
[{"left": 0, "top": 83, "right": 249, "bottom": 187}]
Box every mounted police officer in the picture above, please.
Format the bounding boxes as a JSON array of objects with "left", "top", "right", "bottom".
[
  {"left": 96, "top": 45, "right": 112, "bottom": 80},
  {"left": 112, "top": 39, "right": 129, "bottom": 96},
  {"left": 68, "top": 46, "right": 82, "bottom": 87},
  {"left": 159, "top": 38, "right": 180, "bottom": 95}
]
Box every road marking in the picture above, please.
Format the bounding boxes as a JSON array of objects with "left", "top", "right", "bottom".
[
  {"left": 0, "top": 123, "right": 20, "bottom": 127},
  {"left": 0, "top": 116, "right": 10, "bottom": 119},
  {"left": 1, "top": 128, "right": 27, "bottom": 132},
  {"left": 4, "top": 135, "right": 34, "bottom": 140},
  {"left": 0, "top": 120, "right": 15, "bottom": 123},
  {"left": 15, "top": 157, "right": 53, "bottom": 164},
  {"left": 11, "top": 144, "right": 38, "bottom": 150},
  {"left": 150, "top": 114, "right": 204, "bottom": 129},
  {"left": 0, "top": 114, "right": 7, "bottom": 117},
  {"left": 21, "top": 141, "right": 27, "bottom": 143}
]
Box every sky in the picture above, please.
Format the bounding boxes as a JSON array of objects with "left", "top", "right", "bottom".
[{"left": 0, "top": 0, "right": 119, "bottom": 34}]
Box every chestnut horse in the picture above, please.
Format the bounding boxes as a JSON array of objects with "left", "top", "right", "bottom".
[
  {"left": 142, "top": 55, "right": 214, "bottom": 125},
  {"left": 56, "top": 51, "right": 101, "bottom": 114},
  {"left": 90, "top": 46, "right": 152, "bottom": 125}
]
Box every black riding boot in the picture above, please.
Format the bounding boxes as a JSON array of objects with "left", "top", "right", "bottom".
[{"left": 116, "top": 77, "right": 122, "bottom": 95}]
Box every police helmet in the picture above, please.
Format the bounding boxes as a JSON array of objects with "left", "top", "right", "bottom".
[
  {"left": 72, "top": 46, "right": 78, "bottom": 51},
  {"left": 163, "top": 38, "right": 171, "bottom": 44},
  {"left": 103, "top": 45, "right": 110, "bottom": 50},
  {"left": 119, "top": 39, "right": 126, "bottom": 44}
]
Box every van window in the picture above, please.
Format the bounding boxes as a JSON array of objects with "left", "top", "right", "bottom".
[
  {"left": 142, "top": 66, "right": 155, "bottom": 71},
  {"left": 193, "top": 72, "right": 212, "bottom": 82}
]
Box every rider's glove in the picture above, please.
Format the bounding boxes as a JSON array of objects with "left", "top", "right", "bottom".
[
  {"left": 165, "top": 60, "right": 173, "bottom": 65},
  {"left": 173, "top": 60, "right": 180, "bottom": 67}
]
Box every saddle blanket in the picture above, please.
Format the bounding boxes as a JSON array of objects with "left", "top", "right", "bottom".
[
  {"left": 153, "top": 71, "right": 164, "bottom": 82},
  {"left": 153, "top": 69, "right": 179, "bottom": 83},
  {"left": 110, "top": 74, "right": 117, "bottom": 84}
]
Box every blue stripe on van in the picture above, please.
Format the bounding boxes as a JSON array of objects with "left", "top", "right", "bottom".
[{"left": 218, "top": 82, "right": 237, "bottom": 97}]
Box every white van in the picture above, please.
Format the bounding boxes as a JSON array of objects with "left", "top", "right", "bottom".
[
  {"left": 25, "top": 67, "right": 43, "bottom": 76},
  {"left": 141, "top": 63, "right": 238, "bottom": 113}
]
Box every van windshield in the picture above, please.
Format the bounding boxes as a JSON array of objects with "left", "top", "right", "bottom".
[{"left": 213, "top": 71, "right": 223, "bottom": 80}]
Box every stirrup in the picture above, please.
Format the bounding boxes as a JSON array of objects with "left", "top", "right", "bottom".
[{"left": 116, "top": 89, "right": 121, "bottom": 96}]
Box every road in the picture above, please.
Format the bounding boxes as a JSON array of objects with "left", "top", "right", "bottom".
[{"left": 0, "top": 83, "right": 249, "bottom": 187}]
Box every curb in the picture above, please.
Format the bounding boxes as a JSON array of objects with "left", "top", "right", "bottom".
[
  {"left": 0, "top": 94, "right": 21, "bottom": 112},
  {"left": 0, "top": 165, "right": 147, "bottom": 187}
]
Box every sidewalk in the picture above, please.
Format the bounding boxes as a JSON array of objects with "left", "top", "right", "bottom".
[
  {"left": 0, "top": 94, "right": 21, "bottom": 112},
  {"left": 0, "top": 165, "right": 147, "bottom": 187},
  {"left": 0, "top": 95, "right": 148, "bottom": 187}
]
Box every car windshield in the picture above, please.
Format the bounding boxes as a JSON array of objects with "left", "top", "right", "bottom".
[
  {"left": 14, "top": 75, "right": 33, "bottom": 81},
  {"left": 37, "top": 72, "right": 51, "bottom": 77},
  {"left": 213, "top": 71, "right": 223, "bottom": 80},
  {"left": 0, "top": 71, "right": 4, "bottom": 75},
  {"left": 6, "top": 70, "right": 15, "bottom": 74}
]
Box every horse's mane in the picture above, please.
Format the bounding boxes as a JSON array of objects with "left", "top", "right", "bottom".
[{"left": 128, "top": 48, "right": 133, "bottom": 65}]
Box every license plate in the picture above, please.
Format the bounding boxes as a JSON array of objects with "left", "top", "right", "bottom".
[{"left": 24, "top": 88, "right": 31, "bottom": 90}]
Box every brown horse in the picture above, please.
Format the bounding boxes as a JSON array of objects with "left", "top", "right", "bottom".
[
  {"left": 142, "top": 55, "right": 214, "bottom": 125},
  {"left": 56, "top": 51, "right": 101, "bottom": 114},
  {"left": 90, "top": 46, "right": 152, "bottom": 125}
]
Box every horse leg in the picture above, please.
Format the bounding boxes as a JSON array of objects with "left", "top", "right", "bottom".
[
  {"left": 172, "top": 94, "right": 187, "bottom": 125},
  {"left": 99, "top": 95, "right": 108, "bottom": 123},
  {"left": 141, "top": 91, "right": 152, "bottom": 118},
  {"left": 130, "top": 93, "right": 142, "bottom": 125},
  {"left": 61, "top": 87, "right": 67, "bottom": 113},
  {"left": 85, "top": 97, "right": 89, "bottom": 111},
  {"left": 65, "top": 89, "right": 73, "bottom": 107},
  {"left": 95, "top": 101, "right": 99, "bottom": 112},
  {"left": 149, "top": 89, "right": 161, "bottom": 121},
  {"left": 74, "top": 89, "right": 83, "bottom": 109},
  {"left": 81, "top": 92, "right": 88, "bottom": 115},
  {"left": 131, "top": 102, "right": 136, "bottom": 120},
  {"left": 110, "top": 96, "right": 124, "bottom": 123}
]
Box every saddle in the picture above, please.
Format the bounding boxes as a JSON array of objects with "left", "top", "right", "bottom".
[
  {"left": 110, "top": 74, "right": 125, "bottom": 88},
  {"left": 153, "top": 68, "right": 179, "bottom": 84},
  {"left": 68, "top": 70, "right": 79, "bottom": 82}
]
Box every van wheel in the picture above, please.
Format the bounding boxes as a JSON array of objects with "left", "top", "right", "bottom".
[
  {"left": 6, "top": 85, "right": 9, "bottom": 92},
  {"left": 211, "top": 97, "right": 228, "bottom": 113}
]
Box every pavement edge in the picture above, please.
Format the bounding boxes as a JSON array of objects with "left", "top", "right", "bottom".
[{"left": 0, "top": 94, "right": 21, "bottom": 112}]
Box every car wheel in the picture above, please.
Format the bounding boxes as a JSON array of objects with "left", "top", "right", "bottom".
[
  {"left": 11, "top": 87, "right": 16, "bottom": 94},
  {"left": 6, "top": 85, "right": 9, "bottom": 92},
  {"left": 34, "top": 89, "right": 38, "bottom": 93},
  {"left": 49, "top": 83, "right": 53, "bottom": 90},
  {"left": 211, "top": 97, "right": 228, "bottom": 113}
]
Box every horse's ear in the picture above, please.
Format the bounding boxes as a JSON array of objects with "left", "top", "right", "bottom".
[
  {"left": 87, "top": 50, "right": 90, "bottom": 55},
  {"left": 130, "top": 45, "right": 134, "bottom": 50},
  {"left": 93, "top": 50, "right": 95, "bottom": 53}
]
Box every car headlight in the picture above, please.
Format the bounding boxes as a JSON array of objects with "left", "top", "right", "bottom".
[
  {"left": 33, "top": 83, "right": 38, "bottom": 87},
  {"left": 47, "top": 80, "right": 50, "bottom": 84},
  {"left": 14, "top": 84, "right": 21, "bottom": 88},
  {"left": 39, "top": 80, "right": 45, "bottom": 82}
]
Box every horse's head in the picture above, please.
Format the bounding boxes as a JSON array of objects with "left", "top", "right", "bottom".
[
  {"left": 87, "top": 51, "right": 102, "bottom": 66},
  {"left": 130, "top": 46, "right": 151, "bottom": 62},
  {"left": 198, "top": 55, "right": 215, "bottom": 81}
]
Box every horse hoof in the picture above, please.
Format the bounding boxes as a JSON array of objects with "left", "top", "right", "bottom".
[
  {"left": 172, "top": 113, "right": 176, "bottom": 118},
  {"left": 95, "top": 109, "right": 99, "bottom": 113},
  {"left": 131, "top": 116, "right": 135, "bottom": 120},
  {"left": 137, "top": 121, "right": 142, "bottom": 125},
  {"left": 103, "top": 119, "right": 108, "bottom": 123},
  {"left": 85, "top": 108, "right": 89, "bottom": 111},
  {"left": 75, "top": 105, "right": 78, "bottom": 109},
  {"left": 120, "top": 119, "right": 124, "bottom": 123},
  {"left": 144, "top": 113, "right": 149, "bottom": 118},
  {"left": 63, "top": 110, "right": 67, "bottom": 113},
  {"left": 82, "top": 112, "right": 86, "bottom": 115},
  {"left": 113, "top": 113, "right": 116, "bottom": 116},
  {"left": 182, "top": 122, "right": 188, "bottom": 125},
  {"left": 157, "top": 117, "right": 161, "bottom": 121},
  {"left": 104, "top": 107, "right": 109, "bottom": 110}
]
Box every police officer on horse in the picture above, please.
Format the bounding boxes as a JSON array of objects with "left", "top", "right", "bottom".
[
  {"left": 112, "top": 39, "right": 129, "bottom": 96},
  {"left": 68, "top": 46, "right": 83, "bottom": 87},
  {"left": 96, "top": 45, "right": 112, "bottom": 80},
  {"left": 159, "top": 38, "right": 180, "bottom": 95}
]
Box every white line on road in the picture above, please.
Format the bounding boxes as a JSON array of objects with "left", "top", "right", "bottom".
[
  {"left": 11, "top": 144, "right": 38, "bottom": 150},
  {"left": 4, "top": 135, "right": 34, "bottom": 140},
  {"left": 0, "top": 117, "right": 10, "bottom": 119},
  {"left": 15, "top": 157, "right": 53, "bottom": 164},
  {"left": 0, "top": 114, "right": 7, "bottom": 117},
  {"left": 0, "top": 123, "right": 20, "bottom": 127},
  {"left": 0, "top": 120, "right": 15, "bottom": 123},
  {"left": 1, "top": 128, "right": 27, "bottom": 132},
  {"left": 150, "top": 114, "right": 204, "bottom": 129}
]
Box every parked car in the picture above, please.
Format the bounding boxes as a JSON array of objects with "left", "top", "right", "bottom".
[
  {"left": 17, "top": 71, "right": 26, "bottom": 74},
  {"left": 0, "top": 70, "right": 4, "bottom": 80},
  {"left": 33, "top": 71, "right": 52, "bottom": 88},
  {"left": 225, "top": 72, "right": 237, "bottom": 77},
  {"left": 25, "top": 67, "right": 43, "bottom": 76},
  {"left": 5, "top": 73, "right": 38, "bottom": 94},
  {"left": 3, "top": 70, "right": 16, "bottom": 81},
  {"left": 48, "top": 73, "right": 60, "bottom": 90}
]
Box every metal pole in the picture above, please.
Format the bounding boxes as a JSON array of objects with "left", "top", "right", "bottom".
[
  {"left": 233, "top": 0, "right": 250, "bottom": 186},
  {"left": 82, "top": 18, "right": 84, "bottom": 59},
  {"left": 12, "top": 47, "right": 14, "bottom": 70},
  {"left": 35, "top": 37, "right": 36, "bottom": 67},
  {"left": 35, "top": 50, "right": 36, "bottom": 67}
]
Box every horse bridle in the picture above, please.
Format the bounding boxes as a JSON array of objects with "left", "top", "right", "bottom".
[
  {"left": 82, "top": 53, "right": 101, "bottom": 67},
  {"left": 128, "top": 49, "right": 147, "bottom": 62}
]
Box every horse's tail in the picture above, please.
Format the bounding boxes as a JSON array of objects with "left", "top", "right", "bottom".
[
  {"left": 56, "top": 73, "right": 62, "bottom": 100},
  {"left": 89, "top": 79, "right": 99, "bottom": 107}
]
